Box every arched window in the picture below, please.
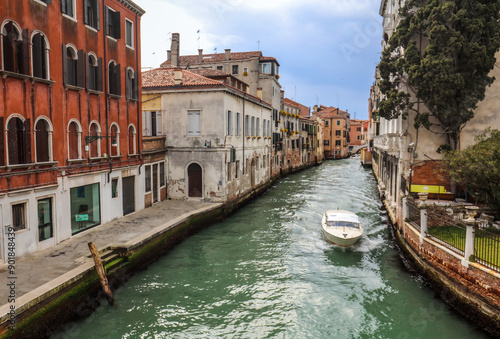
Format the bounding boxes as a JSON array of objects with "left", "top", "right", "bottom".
[
  {"left": 68, "top": 120, "right": 81, "bottom": 159},
  {"left": 108, "top": 60, "right": 121, "bottom": 95},
  {"left": 88, "top": 122, "right": 100, "bottom": 158},
  {"left": 32, "top": 32, "right": 50, "bottom": 79},
  {"left": 35, "top": 118, "right": 52, "bottom": 162},
  {"left": 125, "top": 67, "right": 137, "bottom": 99},
  {"left": 110, "top": 123, "right": 119, "bottom": 156},
  {"left": 86, "top": 52, "right": 102, "bottom": 91},
  {"left": 1, "top": 21, "right": 28, "bottom": 74},
  {"left": 63, "top": 44, "right": 83, "bottom": 87},
  {"left": 7, "top": 116, "right": 30, "bottom": 165},
  {"left": 128, "top": 124, "right": 136, "bottom": 155}
]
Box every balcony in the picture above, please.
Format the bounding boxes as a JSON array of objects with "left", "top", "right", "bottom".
[{"left": 373, "top": 133, "right": 400, "bottom": 154}]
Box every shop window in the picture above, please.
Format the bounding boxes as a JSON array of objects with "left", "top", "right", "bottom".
[
  {"left": 125, "top": 67, "right": 137, "bottom": 100},
  {"left": 111, "top": 178, "right": 118, "bottom": 198},
  {"left": 128, "top": 124, "right": 136, "bottom": 155},
  {"left": 35, "top": 118, "right": 51, "bottom": 162},
  {"left": 86, "top": 53, "right": 102, "bottom": 91},
  {"left": 84, "top": 0, "right": 100, "bottom": 30},
  {"left": 88, "top": 122, "right": 100, "bottom": 157},
  {"left": 108, "top": 61, "right": 121, "bottom": 95},
  {"left": 32, "top": 32, "right": 49, "bottom": 79},
  {"left": 145, "top": 165, "right": 151, "bottom": 192},
  {"left": 68, "top": 120, "right": 81, "bottom": 159},
  {"left": 7, "top": 116, "right": 31, "bottom": 165},
  {"left": 70, "top": 183, "right": 101, "bottom": 234},
  {"left": 38, "top": 198, "right": 53, "bottom": 241},
  {"left": 12, "top": 202, "right": 27, "bottom": 232},
  {"left": 187, "top": 110, "right": 200, "bottom": 136},
  {"left": 1, "top": 21, "right": 29, "bottom": 74},
  {"left": 125, "top": 19, "right": 133, "bottom": 48},
  {"left": 61, "top": 0, "right": 76, "bottom": 19},
  {"left": 106, "top": 7, "right": 121, "bottom": 39},
  {"left": 63, "top": 45, "right": 84, "bottom": 87}
]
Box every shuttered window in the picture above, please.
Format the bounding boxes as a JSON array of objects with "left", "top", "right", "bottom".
[{"left": 188, "top": 110, "right": 200, "bottom": 136}]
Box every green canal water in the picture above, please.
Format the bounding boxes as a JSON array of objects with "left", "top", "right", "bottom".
[{"left": 53, "top": 158, "right": 490, "bottom": 338}]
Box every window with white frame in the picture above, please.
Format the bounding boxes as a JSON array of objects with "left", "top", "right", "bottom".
[
  {"left": 187, "top": 110, "right": 200, "bottom": 136},
  {"left": 86, "top": 52, "right": 102, "bottom": 91},
  {"left": 1, "top": 21, "right": 29, "bottom": 75},
  {"left": 61, "top": 0, "right": 76, "bottom": 19},
  {"left": 68, "top": 120, "right": 81, "bottom": 159},
  {"left": 88, "top": 121, "right": 101, "bottom": 157},
  {"left": 256, "top": 118, "right": 260, "bottom": 136},
  {"left": 128, "top": 124, "right": 136, "bottom": 155},
  {"left": 32, "top": 32, "right": 49, "bottom": 79},
  {"left": 108, "top": 60, "right": 121, "bottom": 95},
  {"left": 84, "top": 0, "right": 100, "bottom": 30},
  {"left": 63, "top": 44, "right": 84, "bottom": 87},
  {"left": 125, "top": 18, "right": 133, "bottom": 48},
  {"left": 35, "top": 118, "right": 52, "bottom": 163},
  {"left": 125, "top": 67, "right": 137, "bottom": 100}
]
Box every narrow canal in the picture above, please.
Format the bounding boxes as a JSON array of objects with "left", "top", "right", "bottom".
[{"left": 54, "top": 158, "right": 489, "bottom": 338}]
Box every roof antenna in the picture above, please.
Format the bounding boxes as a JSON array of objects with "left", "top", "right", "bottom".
[
  {"left": 197, "top": 29, "right": 201, "bottom": 49},
  {"left": 257, "top": 40, "right": 260, "bottom": 51}
]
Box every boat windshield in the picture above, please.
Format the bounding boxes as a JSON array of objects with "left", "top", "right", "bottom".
[{"left": 326, "top": 221, "right": 359, "bottom": 229}]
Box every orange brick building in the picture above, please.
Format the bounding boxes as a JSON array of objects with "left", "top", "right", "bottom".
[
  {"left": 0, "top": 0, "right": 144, "bottom": 259},
  {"left": 313, "top": 106, "right": 350, "bottom": 159}
]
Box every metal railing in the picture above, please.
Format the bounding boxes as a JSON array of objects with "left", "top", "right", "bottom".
[
  {"left": 427, "top": 223, "right": 466, "bottom": 256},
  {"left": 473, "top": 227, "right": 500, "bottom": 271},
  {"left": 407, "top": 198, "right": 421, "bottom": 231}
]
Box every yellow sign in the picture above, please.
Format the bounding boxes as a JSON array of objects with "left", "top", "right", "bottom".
[{"left": 410, "top": 185, "right": 447, "bottom": 193}]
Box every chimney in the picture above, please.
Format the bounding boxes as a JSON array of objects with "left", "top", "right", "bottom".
[
  {"left": 257, "top": 87, "right": 263, "bottom": 99},
  {"left": 167, "top": 50, "right": 171, "bottom": 61},
  {"left": 198, "top": 49, "right": 203, "bottom": 63},
  {"left": 173, "top": 67, "right": 183, "bottom": 86},
  {"left": 225, "top": 49, "right": 231, "bottom": 61},
  {"left": 171, "top": 33, "right": 180, "bottom": 67}
]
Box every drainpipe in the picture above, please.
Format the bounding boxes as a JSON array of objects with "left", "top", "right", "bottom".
[
  {"left": 242, "top": 94, "right": 245, "bottom": 175},
  {"left": 102, "top": 0, "right": 111, "bottom": 181},
  {"left": 135, "top": 11, "right": 143, "bottom": 174}
]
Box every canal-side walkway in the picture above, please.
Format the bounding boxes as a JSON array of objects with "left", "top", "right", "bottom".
[{"left": 0, "top": 199, "right": 221, "bottom": 330}]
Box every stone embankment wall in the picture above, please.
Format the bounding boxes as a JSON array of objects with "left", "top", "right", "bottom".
[{"left": 382, "top": 197, "right": 500, "bottom": 336}]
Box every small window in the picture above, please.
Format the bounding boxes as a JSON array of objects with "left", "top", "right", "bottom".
[
  {"left": 236, "top": 113, "right": 241, "bottom": 136},
  {"left": 232, "top": 64, "right": 238, "bottom": 75},
  {"left": 110, "top": 124, "right": 119, "bottom": 156},
  {"left": 35, "top": 118, "right": 51, "bottom": 162},
  {"left": 61, "top": 0, "right": 76, "bottom": 19},
  {"left": 187, "top": 110, "right": 200, "bottom": 136},
  {"left": 125, "top": 67, "right": 137, "bottom": 99},
  {"left": 84, "top": 0, "right": 100, "bottom": 30},
  {"left": 145, "top": 165, "right": 151, "bottom": 192},
  {"left": 335, "top": 130, "right": 341, "bottom": 136},
  {"left": 160, "top": 162, "right": 165, "bottom": 187},
  {"left": 12, "top": 202, "right": 27, "bottom": 232},
  {"left": 256, "top": 118, "right": 260, "bottom": 136},
  {"left": 106, "top": 7, "right": 121, "bottom": 39},
  {"left": 143, "top": 111, "right": 163, "bottom": 137},
  {"left": 335, "top": 140, "right": 341, "bottom": 146},
  {"left": 2, "top": 21, "right": 29, "bottom": 74},
  {"left": 357, "top": 127, "right": 361, "bottom": 132},
  {"left": 68, "top": 121, "right": 81, "bottom": 159},
  {"left": 125, "top": 19, "right": 133, "bottom": 48},
  {"left": 32, "top": 32, "right": 49, "bottom": 79},
  {"left": 324, "top": 140, "right": 330, "bottom": 146},
  {"left": 337, "top": 120, "right": 341, "bottom": 126},
  {"left": 88, "top": 122, "right": 100, "bottom": 157},
  {"left": 128, "top": 125, "right": 136, "bottom": 155},
  {"left": 111, "top": 178, "right": 118, "bottom": 198},
  {"left": 325, "top": 120, "right": 329, "bottom": 126},
  {"left": 245, "top": 115, "right": 250, "bottom": 136},
  {"left": 108, "top": 61, "right": 121, "bottom": 95},
  {"left": 251, "top": 117, "right": 255, "bottom": 136},
  {"left": 86, "top": 53, "right": 103, "bottom": 91},
  {"left": 259, "top": 62, "right": 271, "bottom": 74},
  {"left": 227, "top": 110, "right": 233, "bottom": 136},
  {"left": 63, "top": 45, "right": 84, "bottom": 87},
  {"left": 216, "top": 66, "right": 223, "bottom": 70}
]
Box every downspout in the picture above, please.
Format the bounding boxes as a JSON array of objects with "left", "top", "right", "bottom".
[
  {"left": 135, "top": 11, "right": 143, "bottom": 175},
  {"left": 103, "top": 0, "right": 111, "bottom": 182},
  {"left": 242, "top": 94, "right": 245, "bottom": 175}
]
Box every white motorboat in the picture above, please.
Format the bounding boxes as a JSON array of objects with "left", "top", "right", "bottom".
[{"left": 321, "top": 210, "right": 363, "bottom": 246}]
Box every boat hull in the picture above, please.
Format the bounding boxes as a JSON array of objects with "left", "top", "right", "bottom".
[
  {"left": 321, "top": 210, "right": 363, "bottom": 247},
  {"left": 322, "top": 228, "right": 362, "bottom": 246}
]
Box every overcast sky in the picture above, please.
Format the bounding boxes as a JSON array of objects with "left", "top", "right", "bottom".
[{"left": 139, "top": 0, "right": 383, "bottom": 119}]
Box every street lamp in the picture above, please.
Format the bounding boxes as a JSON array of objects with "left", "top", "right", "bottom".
[{"left": 84, "top": 135, "right": 117, "bottom": 152}]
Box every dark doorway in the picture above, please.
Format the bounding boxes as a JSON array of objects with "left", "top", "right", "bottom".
[
  {"left": 188, "top": 163, "right": 202, "bottom": 198},
  {"left": 153, "top": 163, "right": 158, "bottom": 203},
  {"left": 122, "top": 176, "right": 135, "bottom": 215}
]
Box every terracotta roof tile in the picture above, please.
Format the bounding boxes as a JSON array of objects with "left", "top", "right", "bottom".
[
  {"left": 142, "top": 68, "right": 223, "bottom": 89},
  {"left": 160, "top": 51, "right": 279, "bottom": 68}
]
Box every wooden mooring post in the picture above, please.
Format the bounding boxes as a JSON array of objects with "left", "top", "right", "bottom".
[{"left": 88, "top": 242, "right": 114, "bottom": 305}]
